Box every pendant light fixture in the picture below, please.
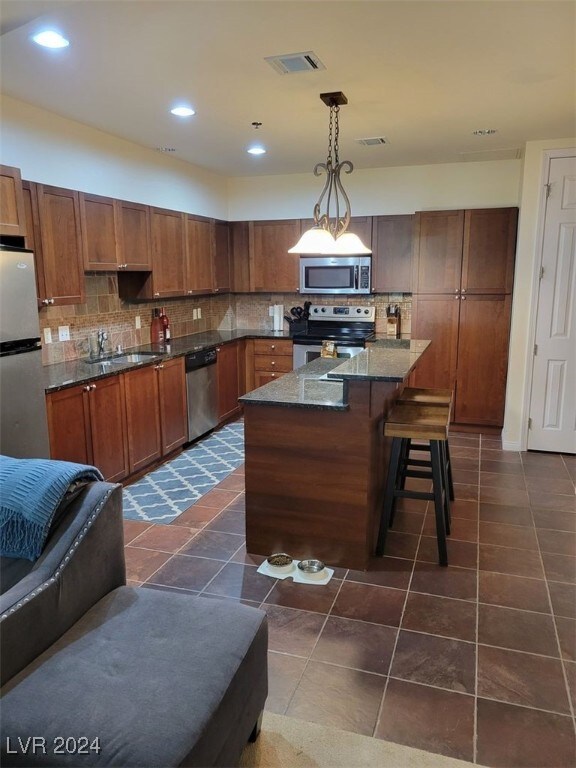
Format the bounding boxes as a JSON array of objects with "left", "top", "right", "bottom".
[{"left": 289, "top": 91, "right": 371, "bottom": 255}]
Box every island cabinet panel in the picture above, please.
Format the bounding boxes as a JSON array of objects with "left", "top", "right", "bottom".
[
  {"left": 115, "top": 200, "right": 152, "bottom": 270},
  {"left": 249, "top": 219, "right": 300, "bottom": 292},
  {"left": 80, "top": 192, "right": 119, "bottom": 271},
  {"left": 157, "top": 356, "right": 188, "bottom": 455},
  {"left": 26, "top": 182, "right": 85, "bottom": 306},
  {"left": 150, "top": 207, "right": 186, "bottom": 297},
  {"left": 229, "top": 221, "right": 250, "bottom": 292},
  {"left": 47, "top": 376, "right": 129, "bottom": 483},
  {"left": 0, "top": 164, "right": 26, "bottom": 237},
  {"left": 371, "top": 215, "right": 414, "bottom": 293},
  {"left": 185, "top": 215, "right": 214, "bottom": 294},
  {"left": 244, "top": 378, "right": 399, "bottom": 570},
  {"left": 217, "top": 341, "right": 241, "bottom": 422},
  {"left": 123, "top": 365, "right": 162, "bottom": 474}
]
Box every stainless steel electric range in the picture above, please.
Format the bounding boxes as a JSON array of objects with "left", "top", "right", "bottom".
[{"left": 292, "top": 304, "right": 376, "bottom": 369}]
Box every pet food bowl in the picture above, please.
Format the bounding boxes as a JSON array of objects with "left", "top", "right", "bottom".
[
  {"left": 266, "top": 553, "right": 294, "bottom": 574},
  {"left": 297, "top": 559, "right": 326, "bottom": 580}
]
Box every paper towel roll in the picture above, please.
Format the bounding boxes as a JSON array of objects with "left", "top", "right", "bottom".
[{"left": 273, "top": 304, "right": 284, "bottom": 331}]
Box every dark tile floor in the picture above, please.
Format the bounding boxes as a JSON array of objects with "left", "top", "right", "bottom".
[{"left": 123, "top": 433, "right": 576, "bottom": 767}]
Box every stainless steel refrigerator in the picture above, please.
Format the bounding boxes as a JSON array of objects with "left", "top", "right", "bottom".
[{"left": 0, "top": 245, "right": 50, "bottom": 458}]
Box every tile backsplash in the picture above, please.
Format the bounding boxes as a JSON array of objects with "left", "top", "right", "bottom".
[{"left": 39, "top": 273, "right": 411, "bottom": 365}]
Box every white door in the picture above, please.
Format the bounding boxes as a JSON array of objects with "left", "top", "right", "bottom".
[{"left": 528, "top": 154, "right": 576, "bottom": 453}]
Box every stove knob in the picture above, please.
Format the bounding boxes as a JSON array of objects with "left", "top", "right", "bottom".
[
  {"left": 356, "top": 308, "right": 362, "bottom": 313},
  {"left": 364, "top": 309, "right": 370, "bottom": 314},
  {"left": 313, "top": 308, "right": 319, "bottom": 313},
  {"left": 321, "top": 307, "right": 326, "bottom": 312}
]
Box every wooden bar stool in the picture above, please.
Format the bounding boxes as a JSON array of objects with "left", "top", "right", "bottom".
[
  {"left": 396, "top": 387, "right": 455, "bottom": 505},
  {"left": 376, "top": 403, "right": 451, "bottom": 566}
]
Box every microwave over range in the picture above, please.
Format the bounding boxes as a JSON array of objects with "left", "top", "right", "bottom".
[{"left": 299, "top": 256, "right": 371, "bottom": 295}]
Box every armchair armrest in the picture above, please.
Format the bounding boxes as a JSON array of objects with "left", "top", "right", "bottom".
[{"left": 0, "top": 482, "right": 125, "bottom": 685}]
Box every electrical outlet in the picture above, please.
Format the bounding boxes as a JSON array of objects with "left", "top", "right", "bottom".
[
  {"left": 43, "top": 328, "right": 52, "bottom": 344},
  {"left": 192, "top": 309, "right": 198, "bottom": 320},
  {"left": 135, "top": 315, "right": 141, "bottom": 329},
  {"left": 197, "top": 307, "right": 202, "bottom": 319},
  {"left": 58, "top": 325, "right": 70, "bottom": 342}
]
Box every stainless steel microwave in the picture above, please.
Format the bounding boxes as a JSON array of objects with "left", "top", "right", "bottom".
[{"left": 299, "top": 256, "right": 371, "bottom": 295}]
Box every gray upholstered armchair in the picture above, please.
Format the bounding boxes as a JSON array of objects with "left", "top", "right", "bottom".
[{"left": 0, "top": 480, "right": 268, "bottom": 767}]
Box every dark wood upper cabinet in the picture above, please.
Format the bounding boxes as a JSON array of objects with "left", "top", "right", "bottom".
[
  {"left": 115, "top": 200, "right": 152, "bottom": 270},
  {"left": 371, "top": 214, "right": 414, "bottom": 293},
  {"left": 80, "top": 192, "right": 119, "bottom": 271},
  {"left": 185, "top": 215, "right": 214, "bottom": 294},
  {"left": 150, "top": 207, "right": 186, "bottom": 297},
  {"left": 27, "top": 182, "right": 85, "bottom": 306},
  {"left": 229, "top": 221, "right": 250, "bottom": 292},
  {"left": 249, "top": 219, "right": 300, "bottom": 292},
  {"left": 413, "top": 210, "right": 464, "bottom": 294},
  {"left": 461, "top": 208, "right": 518, "bottom": 294},
  {"left": 0, "top": 164, "right": 26, "bottom": 237},
  {"left": 213, "top": 219, "right": 231, "bottom": 292}
]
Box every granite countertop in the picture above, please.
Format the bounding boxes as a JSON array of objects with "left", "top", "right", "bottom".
[
  {"left": 43, "top": 328, "right": 292, "bottom": 393},
  {"left": 240, "top": 339, "right": 431, "bottom": 410},
  {"left": 326, "top": 339, "right": 431, "bottom": 382},
  {"left": 239, "top": 358, "right": 347, "bottom": 410}
]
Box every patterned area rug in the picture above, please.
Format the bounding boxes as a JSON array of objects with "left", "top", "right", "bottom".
[{"left": 123, "top": 421, "right": 244, "bottom": 523}]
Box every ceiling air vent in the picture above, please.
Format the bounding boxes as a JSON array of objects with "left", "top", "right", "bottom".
[
  {"left": 265, "top": 51, "right": 326, "bottom": 75},
  {"left": 459, "top": 147, "right": 523, "bottom": 162},
  {"left": 356, "top": 137, "right": 389, "bottom": 146}
]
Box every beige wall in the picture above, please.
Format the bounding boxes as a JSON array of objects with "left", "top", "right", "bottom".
[
  {"left": 228, "top": 160, "right": 522, "bottom": 219},
  {"left": 0, "top": 95, "right": 228, "bottom": 218},
  {"left": 502, "top": 138, "right": 576, "bottom": 451}
]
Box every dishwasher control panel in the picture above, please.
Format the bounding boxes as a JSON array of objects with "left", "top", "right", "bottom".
[{"left": 185, "top": 347, "right": 217, "bottom": 371}]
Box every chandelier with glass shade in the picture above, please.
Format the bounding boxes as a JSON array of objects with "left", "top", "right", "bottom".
[{"left": 289, "top": 92, "right": 371, "bottom": 255}]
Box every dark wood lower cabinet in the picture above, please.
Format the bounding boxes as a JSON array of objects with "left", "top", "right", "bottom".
[
  {"left": 47, "top": 376, "right": 128, "bottom": 482},
  {"left": 157, "top": 357, "right": 188, "bottom": 454},
  {"left": 217, "top": 342, "right": 241, "bottom": 422},
  {"left": 412, "top": 293, "right": 512, "bottom": 427},
  {"left": 123, "top": 365, "right": 162, "bottom": 474},
  {"left": 454, "top": 294, "right": 512, "bottom": 426}
]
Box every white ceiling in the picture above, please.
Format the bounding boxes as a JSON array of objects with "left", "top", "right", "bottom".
[{"left": 1, "top": 1, "right": 574, "bottom": 177}]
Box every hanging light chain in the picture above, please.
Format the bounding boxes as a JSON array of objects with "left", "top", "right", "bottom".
[{"left": 333, "top": 104, "right": 340, "bottom": 166}]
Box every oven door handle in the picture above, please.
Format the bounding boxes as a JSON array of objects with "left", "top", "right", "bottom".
[{"left": 354, "top": 265, "right": 359, "bottom": 290}]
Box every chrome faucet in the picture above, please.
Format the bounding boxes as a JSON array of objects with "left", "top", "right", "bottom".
[{"left": 97, "top": 329, "right": 107, "bottom": 357}]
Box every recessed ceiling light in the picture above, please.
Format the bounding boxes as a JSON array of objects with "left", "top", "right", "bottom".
[
  {"left": 32, "top": 30, "right": 69, "bottom": 48},
  {"left": 170, "top": 106, "right": 195, "bottom": 117},
  {"left": 473, "top": 128, "right": 498, "bottom": 136},
  {"left": 247, "top": 146, "right": 266, "bottom": 156}
]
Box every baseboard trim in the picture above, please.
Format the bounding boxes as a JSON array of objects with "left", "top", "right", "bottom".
[{"left": 502, "top": 439, "right": 522, "bottom": 452}]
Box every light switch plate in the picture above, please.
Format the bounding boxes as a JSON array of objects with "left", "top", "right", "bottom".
[
  {"left": 197, "top": 307, "right": 202, "bottom": 319},
  {"left": 43, "top": 328, "right": 52, "bottom": 344},
  {"left": 192, "top": 309, "right": 198, "bottom": 320},
  {"left": 58, "top": 325, "right": 70, "bottom": 342},
  {"left": 135, "top": 315, "right": 141, "bottom": 329}
]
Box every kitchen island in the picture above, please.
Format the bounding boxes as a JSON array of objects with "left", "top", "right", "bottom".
[{"left": 239, "top": 340, "right": 430, "bottom": 570}]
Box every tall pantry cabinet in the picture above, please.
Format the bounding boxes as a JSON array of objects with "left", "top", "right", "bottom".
[{"left": 411, "top": 207, "right": 518, "bottom": 427}]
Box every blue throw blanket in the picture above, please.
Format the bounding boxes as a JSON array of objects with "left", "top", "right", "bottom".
[{"left": 0, "top": 455, "right": 103, "bottom": 561}]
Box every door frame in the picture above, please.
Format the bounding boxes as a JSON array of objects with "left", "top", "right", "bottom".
[{"left": 520, "top": 147, "right": 576, "bottom": 452}]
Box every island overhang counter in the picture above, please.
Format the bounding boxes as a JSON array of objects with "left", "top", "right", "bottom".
[{"left": 239, "top": 340, "right": 431, "bottom": 571}]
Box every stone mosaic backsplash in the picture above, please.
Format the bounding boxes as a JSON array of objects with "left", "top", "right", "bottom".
[{"left": 39, "top": 273, "right": 411, "bottom": 365}]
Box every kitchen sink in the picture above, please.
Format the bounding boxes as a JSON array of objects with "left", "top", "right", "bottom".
[{"left": 86, "top": 351, "right": 159, "bottom": 365}]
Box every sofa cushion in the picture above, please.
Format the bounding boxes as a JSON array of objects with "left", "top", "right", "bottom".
[{"left": 1, "top": 587, "right": 268, "bottom": 767}]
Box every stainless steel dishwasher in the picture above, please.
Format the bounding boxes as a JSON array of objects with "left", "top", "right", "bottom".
[{"left": 185, "top": 347, "right": 218, "bottom": 441}]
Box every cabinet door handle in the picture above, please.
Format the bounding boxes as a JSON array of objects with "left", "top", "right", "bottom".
[
  {"left": 461, "top": 288, "right": 466, "bottom": 294},
  {"left": 49, "top": 298, "right": 55, "bottom": 305},
  {"left": 271, "top": 361, "right": 275, "bottom": 366},
  {"left": 83, "top": 385, "right": 91, "bottom": 392},
  {"left": 42, "top": 299, "right": 50, "bottom": 305},
  {"left": 454, "top": 289, "right": 460, "bottom": 294},
  {"left": 187, "top": 290, "right": 193, "bottom": 295},
  {"left": 271, "top": 373, "right": 276, "bottom": 377},
  {"left": 461, "top": 296, "right": 466, "bottom": 301},
  {"left": 91, "top": 384, "right": 97, "bottom": 390},
  {"left": 271, "top": 344, "right": 275, "bottom": 350},
  {"left": 154, "top": 292, "right": 160, "bottom": 297},
  {"left": 155, "top": 364, "right": 164, "bottom": 370},
  {"left": 454, "top": 295, "right": 460, "bottom": 300}
]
